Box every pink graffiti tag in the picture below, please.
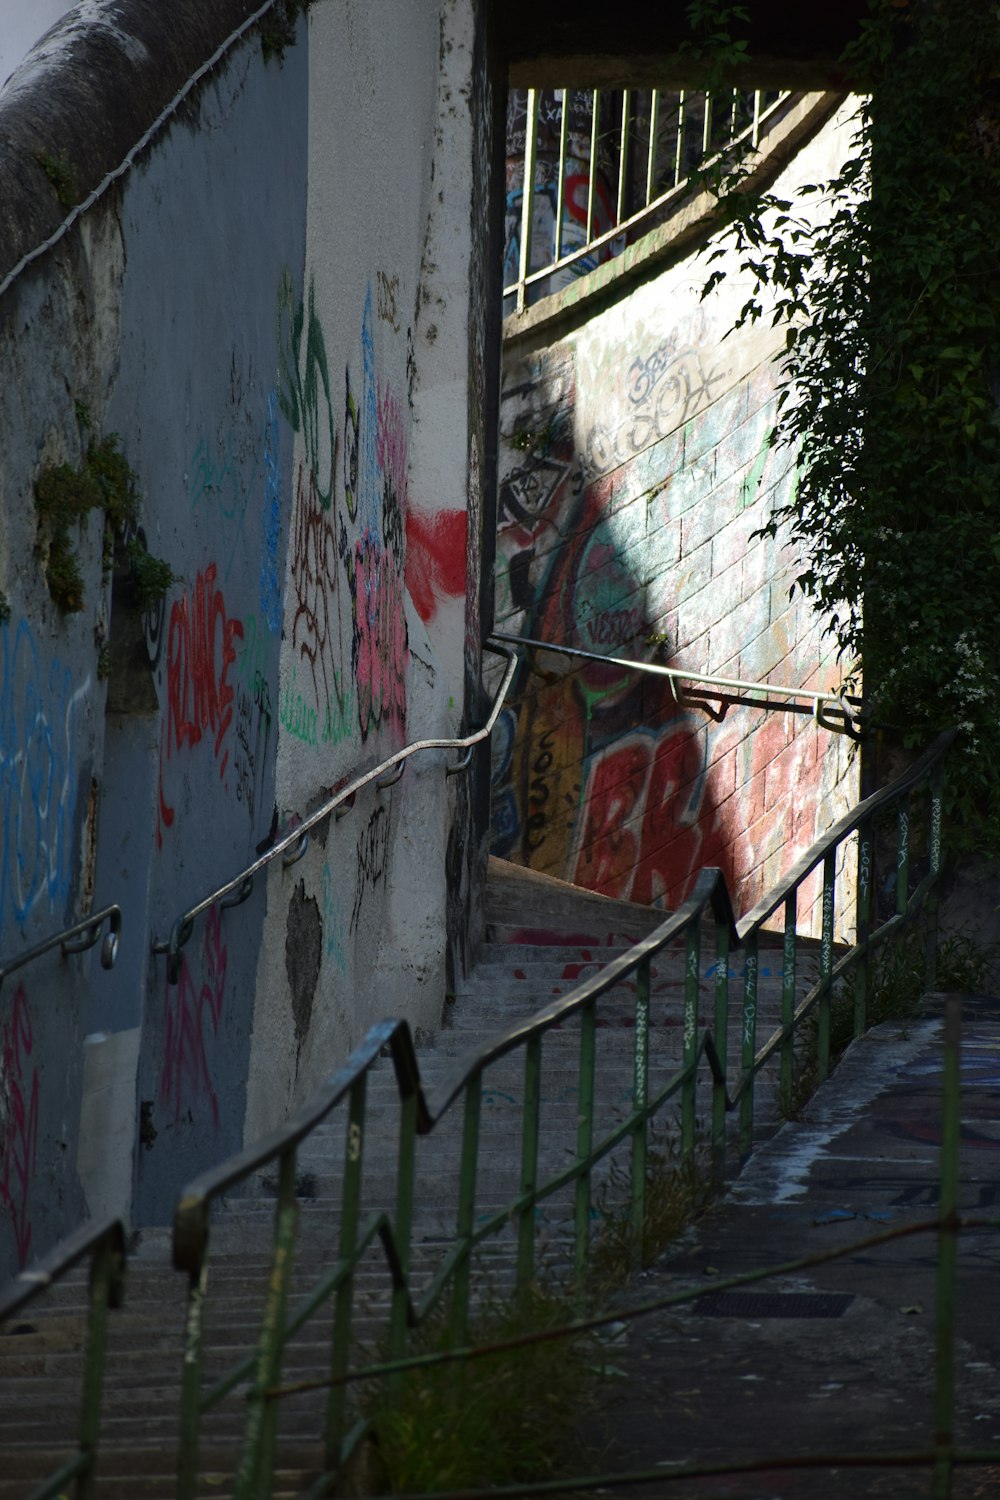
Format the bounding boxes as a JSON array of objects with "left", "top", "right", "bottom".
[
  {"left": 161, "top": 906, "right": 228, "bottom": 1129},
  {"left": 1, "top": 983, "right": 39, "bottom": 1268},
  {"left": 354, "top": 537, "right": 408, "bottom": 740}
]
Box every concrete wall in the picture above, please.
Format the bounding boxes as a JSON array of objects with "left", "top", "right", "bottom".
[
  {"left": 0, "top": 0, "right": 494, "bottom": 1273},
  {"left": 492, "top": 101, "right": 859, "bottom": 929}
]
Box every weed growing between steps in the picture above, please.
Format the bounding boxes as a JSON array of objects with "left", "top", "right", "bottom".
[
  {"left": 589, "top": 1128, "right": 716, "bottom": 1281},
  {"left": 362, "top": 1284, "right": 611, "bottom": 1494}
]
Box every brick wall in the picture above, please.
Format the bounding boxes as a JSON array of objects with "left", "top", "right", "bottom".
[{"left": 491, "top": 107, "right": 858, "bottom": 926}]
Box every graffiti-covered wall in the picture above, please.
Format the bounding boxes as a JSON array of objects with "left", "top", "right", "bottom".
[
  {"left": 492, "top": 101, "right": 858, "bottom": 924},
  {"left": 0, "top": 0, "right": 495, "bottom": 1271}
]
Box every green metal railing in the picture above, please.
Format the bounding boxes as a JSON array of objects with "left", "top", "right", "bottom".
[
  {"left": 165, "top": 728, "right": 953, "bottom": 1498},
  {"left": 0, "top": 1217, "right": 126, "bottom": 1500}
]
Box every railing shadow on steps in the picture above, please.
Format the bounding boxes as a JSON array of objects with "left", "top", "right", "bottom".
[
  {"left": 0, "top": 713, "right": 952, "bottom": 1498},
  {"left": 171, "top": 725, "right": 951, "bottom": 1498}
]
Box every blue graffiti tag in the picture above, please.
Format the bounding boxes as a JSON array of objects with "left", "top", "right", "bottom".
[
  {"left": 259, "top": 387, "right": 282, "bottom": 632},
  {"left": 0, "top": 620, "right": 82, "bottom": 942}
]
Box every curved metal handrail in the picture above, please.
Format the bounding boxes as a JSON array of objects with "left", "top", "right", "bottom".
[
  {"left": 0, "top": 904, "right": 122, "bottom": 988},
  {"left": 490, "top": 629, "right": 862, "bottom": 736},
  {"left": 152, "top": 642, "right": 518, "bottom": 982}
]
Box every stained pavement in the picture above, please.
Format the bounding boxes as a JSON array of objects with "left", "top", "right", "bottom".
[{"left": 601, "top": 992, "right": 1000, "bottom": 1499}]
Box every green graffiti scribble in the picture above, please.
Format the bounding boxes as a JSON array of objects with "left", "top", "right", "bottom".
[{"left": 277, "top": 269, "right": 337, "bottom": 510}]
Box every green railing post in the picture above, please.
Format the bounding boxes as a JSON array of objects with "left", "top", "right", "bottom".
[
  {"left": 925, "top": 767, "right": 944, "bottom": 991},
  {"left": 711, "top": 919, "right": 730, "bottom": 1183},
  {"left": 177, "top": 1256, "right": 209, "bottom": 1500},
  {"left": 681, "top": 925, "right": 699, "bottom": 1164},
  {"left": 325, "top": 1075, "right": 367, "bottom": 1472},
  {"left": 389, "top": 1086, "right": 417, "bottom": 1374},
  {"left": 76, "top": 1231, "right": 119, "bottom": 1500},
  {"left": 452, "top": 1074, "right": 482, "bottom": 1347},
  {"left": 854, "top": 816, "right": 873, "bottom": 1037},
  {"left": 517, "top": 1035, "right": 542, "bottom": 1293},
  {"left": 236, "top": 1147, "right": 299, "bottom": 1500},
  {"left": 574, "top": 998, "right": 596, "bottom": 1280},
  {"left": 630, "top": 954, "right": 651, "bottom": 1269},
  {"left": 780, "top": 892, "right": 797, "bottom": 1117},
  {"left": 817, "top": 850, "right": 836, "bottom": 1083},
  {"left": 932, "top": 992, "right": 961, "bottom": 1500},
  {"left": 738, "top": 933, "right": 758, "bottom": 1163},
  {"left": 896, "top": 790, "right": 911, "bottom": 920}
]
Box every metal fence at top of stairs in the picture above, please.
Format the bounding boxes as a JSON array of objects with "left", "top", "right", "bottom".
[{"left": 0, "top": 716, "right": 957, "bottom": 1500}]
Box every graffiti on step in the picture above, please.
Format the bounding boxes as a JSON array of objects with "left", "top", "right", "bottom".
[
  {"left": 350, "top": 804, "right": 390, "bottom": 935},
  {"left": 0, "top": 983, "right": 39, "bottom": 1269},
  {"left": 0, "top": 619, "right": 84, "bottom": 944},
  {"left": 160, "top": 904, "right": 227, "bottom": 1130}
]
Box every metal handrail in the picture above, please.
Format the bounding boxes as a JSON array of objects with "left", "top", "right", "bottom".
[
  {"left": 490, "top": 629, "right": 862, "bottom": 735},
  {"left": 0, "top": 1217, "right": 126, "bottom": 1500},
  {"left": 151, "top": 642, "right": 519, "bottom": 982},
  {"left": 505, "top": 87, "right": 793, "bottom": 315},
  {"left": 0, "top": 904, "right": 122, "bottom": 987},
  {"left": 167, "top": 729, "right": 951, "bottom": 1499}
]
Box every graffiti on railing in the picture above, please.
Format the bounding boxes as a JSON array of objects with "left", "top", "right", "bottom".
[{"left": 0, "top": 983, "right": 39, "bottom": 1269}]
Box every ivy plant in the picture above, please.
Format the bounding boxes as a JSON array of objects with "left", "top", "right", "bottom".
[{"left": 699, "top": 0, "right": 1000, "bottom": 850}]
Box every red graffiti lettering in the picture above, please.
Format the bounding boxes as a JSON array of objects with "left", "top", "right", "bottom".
[
  {"left": 161, "top": 906, "right": 228, "bottom": 1129},
  {"left": 1, "top": 983, "right": 39, "bottom": 1268},
  {"left": 573, "top": 740, "right": 652, "bottom": 897},
  {"left": 405, "top": 508, "right": 468, "bottom": 624},
  {"left": 159, "top": 566, "right": 243, "bottom": 842}
]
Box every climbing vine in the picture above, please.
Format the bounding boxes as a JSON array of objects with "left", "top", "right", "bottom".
[{"left": 699, "top": 0, "right": 1000, "bottom": 849}]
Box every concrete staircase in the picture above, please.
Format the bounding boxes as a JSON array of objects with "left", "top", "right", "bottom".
[{"left": 0, "top": 858, "right": 799, "bottom": 1498}]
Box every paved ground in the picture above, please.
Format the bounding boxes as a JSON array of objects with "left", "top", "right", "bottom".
[{"left": 598, "top": 992, "right": 1000, "bottom": 1500}]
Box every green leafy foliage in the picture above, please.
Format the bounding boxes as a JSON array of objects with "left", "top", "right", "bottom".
[
  {"left": 35, "top": 433, "right": 140, "bottom": 613},
  {"left": 701, "top": 0, "right": 1000, "bottom": 849}
]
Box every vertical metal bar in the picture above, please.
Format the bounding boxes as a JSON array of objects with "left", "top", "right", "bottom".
[
  {"left": 739, "top": 933, "right": 758, "bottom": 1162},
  {"left": 702, "top": 90, "right": 713, "bottom": 156},
  {"left": 76, "top": 1235, "right": 115, "bottom": 1500},
  {"left": 616, "top": 89, "right": 630, "bottom": 225},
  {"left": 751, "top": 88, "right": 762, "bottom": 148},
  {"left": 586, "top": 89, "right": 601, "bottom": 242},
  {"left": 574, "top": 997, "right": 596, "bottom": 1279},
  {"left": 554, "top": 88, "right": 569, "bottom": 263},
  {"left": 855, "top": 817, "right": 874, "bottom": 1036},
  {"left": 682, "top": 924, "right": 699, "bottom": 1163},
  {"left": 711, "top": 919, "right": 730, "bottom": 1183},
  {"left": 931, "top": 993, "right": 962, "bottom": 1500},
  {"left": 517, "top": 1035, "right": 542, "bottom": 1292},
  {"left": 729, "top": 87, "right": 739, "bottom": 141},
  {"left": 388, "top": 1085, "right": 417, "bottom": 1372},
  {"left": 674, "top": 91, "right": 686, "bottom": 187},
  {"left": 818, "top": 850, "right": 836, "bottom": 1083},
  {"left": 630, "top": 955, "right": 651, "bottom": 1269},
  {"left": 452, "top": 1074, "right": 482, "bottom": 1348},
  {"left": 780, "top": 892, "right": 798, "bottom": 1117},
  {"left": 896, "top": 790, "right": 911, "bottom": 920},
  {"left": 176, "top": 1257, "right": 209, "bottom": 1500},
  {"left": 325, "top": 1075, "right": 366, "bottom": 1471},
  {"left": 926, "top": 766, "right": 944, "bottom": 991},
  {"left": 236, "top": 1148, "right": 299, "bottom": 1500},
  {"left": 516, "top": 89, "right": 538, "bottom": 314},
  {"left": 645, "top": 89, "right": 660, "bottom": 205}
]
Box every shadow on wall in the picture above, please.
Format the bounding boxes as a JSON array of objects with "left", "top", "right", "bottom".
[
  {"left": 490, "top": 340, "right": 838, "bottom": 917},
  {"left": 490, "top": 368, "right": 733, "bottom": 908}
]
